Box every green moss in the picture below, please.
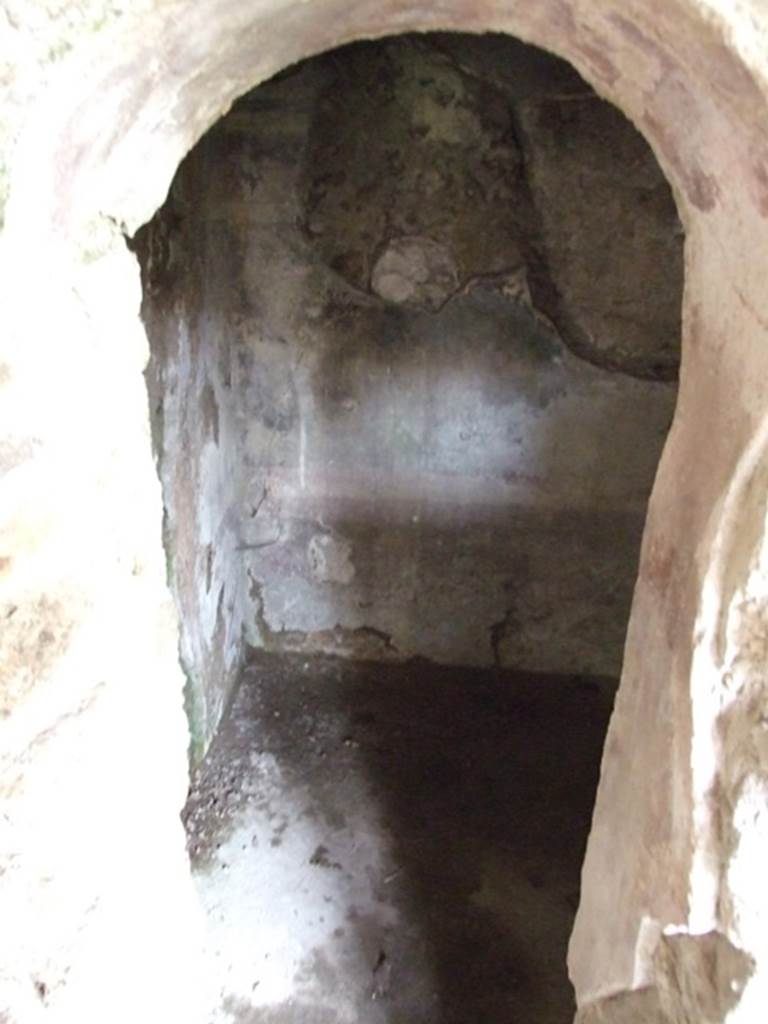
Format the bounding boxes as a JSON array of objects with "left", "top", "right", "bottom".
[
  {"left": 46, "top": 39, "right": 74, "bottom": 64},
  {"left": 45, "top": 4, "right": 123, "bottom": 65},
  {"left": 182, "top": 662, "right": 208, "bottom": 768},
  {"left": 160, "top": 514, "right": 209, "bottom": 766},
  {"left": 90, "top": 8, "right": 123, "bottom": 34}
]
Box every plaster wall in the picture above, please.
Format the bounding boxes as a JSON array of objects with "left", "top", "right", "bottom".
[
  {"left": 136, "top": 180, "right": 246, "bottom": 762},
  {"left": 139, "top": 36, "right": 679, "bottom": 690},
  {"left": 3, "top": 2, "right": 768, "bottom": 1023}
]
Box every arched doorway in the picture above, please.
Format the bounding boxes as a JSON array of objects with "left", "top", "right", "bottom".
[
  {"left": 134, "top": 32, "right": 682, "bottom": 1021},
  {"left": 2, "top": 3, "right": 768, "bottom": 1022}
]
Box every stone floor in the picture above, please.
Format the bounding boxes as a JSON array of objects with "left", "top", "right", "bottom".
[{"left": 183, "top": 652, "right": 615, "bottom": 1024}]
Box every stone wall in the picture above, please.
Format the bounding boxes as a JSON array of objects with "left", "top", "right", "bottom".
[
  {"left": 139, "top": 35, "right": 680, "bottom": 693},
  {"left": 135, "top": 172, "right": 246, "bottom": 763},
  {"left": 3, "top": 2, "right": 768, "bottom": 1022}
]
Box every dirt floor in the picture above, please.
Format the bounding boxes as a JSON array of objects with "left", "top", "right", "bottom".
[{"left": 183, "top": 652, "right": 615, "bottom": 1024}]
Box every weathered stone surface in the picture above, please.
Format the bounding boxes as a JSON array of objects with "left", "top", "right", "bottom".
[
  {"left": 515, "top": 94, "right": 684, "bottom": 379},
  {"left": 301, "top": 37, "right": 529, "bottom": 295},
  {"left": 370, "top": 235, "right": 459, "bottom": 310},
  {"left": 0, "top": 239, "right": 206, "bottom": 1021},
  {"left": 654, "top": 931, "right": 754, "bottom": 1024},
  {"left": 2, "top": 2, "right": 768, "bottom": 1023},
  {"left": 574, "top": 934, "right": 756, "bottom": 1024},
  {"left": 139, "top": 37, "right": 677, "bottom": 683},
  {"left": 134, "top": 178, "right": 246, "bottom": 763},
  {"left": 428, "top": 31, "right": 590, "bottom": 100},
  {"left": 575, "top": 986, "right": 665, "bottom": 1024},
  {"left": 302, "top": 35, "right": 683, "bottom": 379},
  {"left": 307, "top": 532, "right": 356, "bottom": 585}
]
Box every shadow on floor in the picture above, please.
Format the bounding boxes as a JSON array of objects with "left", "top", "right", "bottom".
[{"left": 183, "top": 652, "right": 615, "bottom": 1024}]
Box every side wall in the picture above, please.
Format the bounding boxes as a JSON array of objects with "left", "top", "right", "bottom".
[
  {"left": 142, "top": 35, "right": 679, "bottom": 678},
  {"left": 135, "top": 172, "right": 246, "bottom": 762},
  {"left": 0, "top": 234, "right": 206, "bottom": 1018}
]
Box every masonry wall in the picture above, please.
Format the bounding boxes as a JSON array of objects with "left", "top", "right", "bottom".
[
  {"left": 136, "top": 182, "right": 247, "bottom": 761},
  {"left": 4, "top": 2, "right": 768, "bottom": 1022},
  {"left": 138, "top": 34, "right": 681, "bottom": 718}
]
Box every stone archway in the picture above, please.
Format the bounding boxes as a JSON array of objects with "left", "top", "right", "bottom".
[{"left": 2, "top": 2, "right": 768, "bottom": 1021}]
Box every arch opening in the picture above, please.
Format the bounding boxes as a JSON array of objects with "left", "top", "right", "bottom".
[
  {"left": 5, "top": 2, "right": 768, "bottom": 1022},
  {"left": 134, "top": 32, "right": 682, "bottom": 1022}
]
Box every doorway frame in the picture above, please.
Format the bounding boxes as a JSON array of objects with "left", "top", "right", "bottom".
[{"left": 3, "top": 1, "right": 768, "bottom": 1019}]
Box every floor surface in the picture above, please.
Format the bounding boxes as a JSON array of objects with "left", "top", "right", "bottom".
[{"left": 183, "top": 653, "right": 615, "bottom": 1024}]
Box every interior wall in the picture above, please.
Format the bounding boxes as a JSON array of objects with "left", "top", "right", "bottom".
[
  {"left": 140, "top": 34, "right": 680, "bottom": 687},
  {"left": 4, "top": 2, "right": 768, "bottom": 1023},
  {"left": 135, "top": 182, "right": 246, "bottom": 762}
]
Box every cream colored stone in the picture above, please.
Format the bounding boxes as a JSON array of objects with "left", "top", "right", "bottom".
[{"left": 2, "top": 1, "right": 768, "bottom": 1021}]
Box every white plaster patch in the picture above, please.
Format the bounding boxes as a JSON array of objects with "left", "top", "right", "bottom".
[
  {"left": 307, "top": 533, "right": 355, "bottom": 585},
  {"left": 370, "top": 236, "right": 459, "bottom": 310}
]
